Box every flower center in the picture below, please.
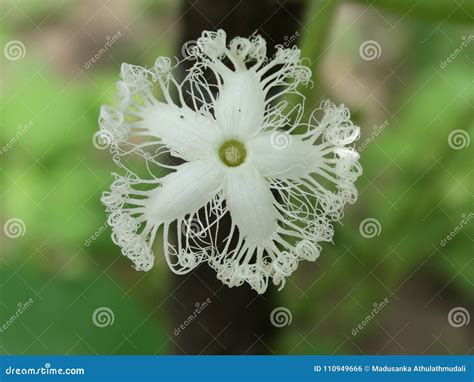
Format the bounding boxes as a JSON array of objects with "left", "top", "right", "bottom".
[{"left": 218, "top": 140, "right": 247, "bottom": 167}]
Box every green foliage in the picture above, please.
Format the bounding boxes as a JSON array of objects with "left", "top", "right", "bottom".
[
  {"left": 1, "top": 52, "right": 168, "bottom": 355},
  {"left": 349, "top": 0, "right": 474, "bottom": 24},
  {"left": 0, "top": 261, "right": 167, "bottom": 354}
]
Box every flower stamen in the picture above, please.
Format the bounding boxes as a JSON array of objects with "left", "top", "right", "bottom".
[{"left": 218, "top": 140, "right": 247, "bottom": 167}]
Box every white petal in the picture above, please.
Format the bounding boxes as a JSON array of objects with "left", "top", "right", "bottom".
[
  {"left": 192, "top": 31, "right": 269, "bottom": 140},
  {"left": 214, "top": 69, "right": 265, "bottom": 138},
  {"left": 101, "top": 175, "right": 158, "bottom": 272},
  {"left": 106, "top": 62, "right": 222, "bottom": 163},
  {"left": 247, "top": 132, "right": 320, "bottom": 179},
  {"left": 141, "top": 104, "right": 220, "bottom": 161},
  {"left": 223, "top": 166, "right": 279, "bottom": 244},
  {"left": 146, "top": 159, "right": 223, "bottom": 222}
]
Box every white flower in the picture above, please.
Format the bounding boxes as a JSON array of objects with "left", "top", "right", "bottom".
[{"left": 98, "top": 30, "right": 362, "bottom": 294}]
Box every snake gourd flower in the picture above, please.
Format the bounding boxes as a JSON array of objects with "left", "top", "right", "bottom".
[{"left": 98, "top": 30, "right": 362, "bottom": 294}]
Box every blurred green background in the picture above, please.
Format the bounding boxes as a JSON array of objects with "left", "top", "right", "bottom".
[{"left": 1, "top": 0, "right": 473, "bottom": 355}]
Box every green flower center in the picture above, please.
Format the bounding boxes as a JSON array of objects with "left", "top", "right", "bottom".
[{"left": 218, "top": 140, "right": 247, "bottom": 167}]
